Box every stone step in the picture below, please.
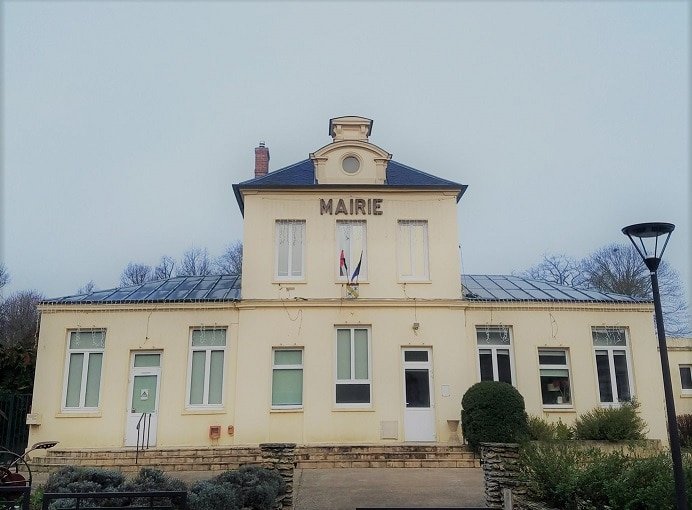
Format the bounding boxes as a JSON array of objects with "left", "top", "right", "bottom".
[{"left": 296, "top": 458, "right": 480, "bottom": 469}]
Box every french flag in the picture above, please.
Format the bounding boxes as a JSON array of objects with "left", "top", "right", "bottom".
[{"left": 339, "top": 250, "right": 348, "bottom": 277}]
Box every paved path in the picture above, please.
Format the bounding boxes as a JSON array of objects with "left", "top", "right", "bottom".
[{"left": 293, "top": 468, "right": 487, "bottom": 509}]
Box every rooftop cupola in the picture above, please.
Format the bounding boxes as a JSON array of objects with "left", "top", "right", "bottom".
[
  {"left": 329, "top": 116, "right": 373, "bottom": 142},
  {"left": 312, "top": 115, "right": 390, "bottom": 185}
]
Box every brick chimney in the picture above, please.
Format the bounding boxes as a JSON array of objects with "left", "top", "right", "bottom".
[{"left": 254, "top": 141, "right": 270, "bottom": 178}]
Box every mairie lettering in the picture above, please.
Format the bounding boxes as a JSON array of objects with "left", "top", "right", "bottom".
[{"left": 320, "top": 198, "right": 383, "bottom": 215}]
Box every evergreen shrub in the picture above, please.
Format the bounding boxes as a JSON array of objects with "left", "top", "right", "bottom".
[
  {"left": 43, "top": 466, "right": 127, "bottom": 509},
  {"left": 678, "top": 414, "right": 692, "bottom": 448},
  {"left": 188, "top": 466, "right": 284, "bottom": 510},
  {"left": 461, "top": 381, "right": 528, "bottom": 451},
  {"left": 519, "top": 442, "right": 692, "bottom": 509},
  {"left": 573, "top": 401, "right": 647, "bottom": 441},
  {"left": 527, "top": 415, "right": 573, "bottom": 441}
]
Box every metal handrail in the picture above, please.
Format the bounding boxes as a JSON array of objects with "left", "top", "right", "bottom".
[{"left": 135, "top": 413, "right": 151, "bottom": 464}]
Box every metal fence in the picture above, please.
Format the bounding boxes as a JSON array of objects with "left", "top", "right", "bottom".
[
  {"left": 0, "top": 393, "right": 32, "bottom": 455},
  {"left": 41, "top": 491, "right": 188, "bottom": 510},
  {"left": 0, "top": 484, "right": 31, "bottom": 510}
]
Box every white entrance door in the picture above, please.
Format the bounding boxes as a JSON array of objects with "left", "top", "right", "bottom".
[
  {"left": 124, "top": 352, "right": 161, "bottom": 447},
  {"left": 402, "top": 348, "right": 436, "bottom": 442}
]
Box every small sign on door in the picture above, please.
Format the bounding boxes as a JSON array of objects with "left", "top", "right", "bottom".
[{"left": 140, "top": 389, "right": 149, "bottom": 400}]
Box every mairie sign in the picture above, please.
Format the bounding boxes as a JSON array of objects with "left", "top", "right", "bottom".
[{"left": 320, "top": 198, "right": 383, "bottom": 216}]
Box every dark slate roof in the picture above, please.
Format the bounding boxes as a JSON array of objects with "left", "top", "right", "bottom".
[
  {"left": 42, "top": 275, "right": 241, "bottom": 305},
  {"left": 232, "top": 159, "right": 468, "bottom": 214},
  {"left": 43, "top": 273, "right": 648, "bottom": 306},
  {"left": 462, "top": 274, "right": 650, "bottom": 303}
]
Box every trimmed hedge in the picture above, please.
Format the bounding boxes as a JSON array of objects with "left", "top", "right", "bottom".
[{"left": 461, "top": 381, "right": 528, "bottom": 451}]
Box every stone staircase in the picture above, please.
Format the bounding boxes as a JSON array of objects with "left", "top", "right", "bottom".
[
  {"left": 295, "top": 444, "right": 478, "bottom": 469},
  {"left": 29, "top": 444, "right": 479, "bottom": 474}
]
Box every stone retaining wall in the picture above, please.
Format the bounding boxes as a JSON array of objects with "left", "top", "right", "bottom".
[
  {"left": 259, "top": 443, "right": 296, "bottom": 510},
  {"left": 479, "top": 443, "right": 526, "bottom": 508}
]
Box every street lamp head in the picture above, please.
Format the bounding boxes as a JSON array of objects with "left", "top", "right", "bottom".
[{"left": 622, "top": 222, "right": 675, "bottom": 272}]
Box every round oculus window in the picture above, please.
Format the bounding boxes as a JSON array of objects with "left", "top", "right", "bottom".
[{"left": 342, "top": 156, "right": 360, "bottom": 174}]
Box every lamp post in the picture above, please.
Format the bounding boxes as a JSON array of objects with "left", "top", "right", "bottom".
[{"left": 622, "top": 222, "right": 687, "bottom": 510}]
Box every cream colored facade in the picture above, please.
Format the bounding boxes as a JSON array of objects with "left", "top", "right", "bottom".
[
  {"left": 28, "top": 116, "right": 686, "bottom": 453},
  {"left": 668, "top": 337, "right": 692, "bottom": 415}
]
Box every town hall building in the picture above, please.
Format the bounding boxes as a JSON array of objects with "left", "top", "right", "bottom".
[{"left": 27, "top": 116, "right": 690, "bottom": 455}]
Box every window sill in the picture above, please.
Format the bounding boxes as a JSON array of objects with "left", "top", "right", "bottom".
[
  {"left": 680, "top": 393, "right": 692, "bottom": 398},
  {"left": 182, "top": 408, "right": 226, "bottom": 415},
  {"left": 332, "top": 406, "right": 374, "bottom": 412},
  {"left": 56, "top": 411, "right": 102, "bottom": 418},
  {"left": 398, "top": 279, "right": 432, "bottom": 284},
  {"left": 542, "top": 407, "right": 576, "bottom": 413},
  {"left": 270, "top": 407, "right": 303, "bottom": 413},
  {"left": 273, "top": 280, "right": 307, "bottom": 285}
]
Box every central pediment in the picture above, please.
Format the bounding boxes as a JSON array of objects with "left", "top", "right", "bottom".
[{"left": 310, "top": 116, "right": 392, "bottom": 185}]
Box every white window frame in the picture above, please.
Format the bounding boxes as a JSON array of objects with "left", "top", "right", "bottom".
[
  {"left": 271, "top": 348, "right": 304, "bottom": 409},
  {"left": 591, "top": 327, "right": 634, "bottom": 406},
  {"left": 336, "top": 221, "right": 368, "bottom": 282},
  {"left": 61, "top": 329, "right": 106, "bottom": 411},
  {"left": 334, "top": 327, "right": 372, "bottom": 408},
  {"left": 186, "top": 328, "right": 227, "bottom": 408},
  {"left": 397, "top": 220, "right": 430, "bottom": 281},
  {"left": 537, "top": 348, "right": 573, "bottom": 409},
  {"left": 475, "top": 326, "right": 516, "bottom": 386},
  {"left": 275, "top": 220, "right": 306, "bottom": 281},
  {"left": 679, "top": 365, "right": 692, "bottom": 395}
]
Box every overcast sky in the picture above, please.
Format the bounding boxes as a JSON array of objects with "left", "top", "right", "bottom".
[{"left": 2, "top": 1, "right": 689, "bottom": 320}]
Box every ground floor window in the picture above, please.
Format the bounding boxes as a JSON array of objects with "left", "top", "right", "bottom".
[
  {"left": 538, "top": 349, "right": 572, "bottom": 406},
  {"left": 592, "top": 327, "right": 632, "bottom": 404},
  {"left": 475, "top": 326, "right": 514, "bottom": 385},
  {"left": 680, "top": 365, "right": 692, "bottom": 395},
  {"left": 188, "top": 328, "right": 226, "bottom": 407},
  {"left": 335, "top": 327, "right": 371, "bottom": 405},
  {"left": 272, "top": 349, "right": 303, "bottom": 408},
  {"left": 63, "top": 330, "right": 106, "bottom": 410}
]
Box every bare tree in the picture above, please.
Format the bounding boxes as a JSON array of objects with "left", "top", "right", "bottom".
[
  {"left": 0, "top": 264, "right": 9, "bottom": 291},
  {"left": 215, "top": 241, "right": 243, "bottom": 275},
  {"left": 177, "top": 247, "right": 212, "bottom": 276},
  {"left": 518, "top": 244, "right": 691, "bottom": 336},
  {"left": 579, "top": 243, "right": 690, "bottom": 336},
  {"left": 77, "top": 281, "right": 97, "bottom": 294},
  {"left": 0, "top": 290, "right": 43, "bottom": 348},
  {"left": 154, "top": 256, "right": 176, "bottom": 280},
  {"left": 120, "top": 262, "right": 153, "bottom": 286},
  {"left": 518, "top": 253, "right": 585, "bottom": 288}
]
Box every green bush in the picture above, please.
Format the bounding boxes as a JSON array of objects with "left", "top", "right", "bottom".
[
  {"left": 41, "top": 467, "right": 187, "bottom": 509},
  {"left": 573, "top": 401, "right": 647, "bottom": 441},
  {"left": 527, "top": 415, "right": 573, "bottom": 441},
  {"left": 518, "top": 442, "right": 586, "bottom": 508},
  {"left": 121, "top": 468, "right": 187, "bottom": 508},
  {"left": 678, "top": 414, "right": 692, "bottom": 448},
  {"left": 519, "top": 442, "right": 692, "bottom": 509},
  {"left": 188, "top": 480, "right": 240, "bottom": 510},
  {"left": 44, "top": 465, "right": 126, "bottom": 493},
  {"left": 461, "top": 381, "right": 528, "bottom": 451},
  {"left": 188, "top": 466, "right": 284, "bottom": 510}
]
